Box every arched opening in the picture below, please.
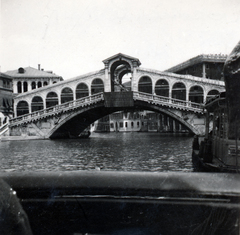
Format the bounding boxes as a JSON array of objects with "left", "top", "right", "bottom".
[
  {"left": 91, "top": 79, "right": 104, "bottom": 95},
  {"left": 189, "top": 85, "right": 204, "bottom": 103},
  {"left": 43, "top": 81, "right": 48, "bottom": 86},
  {"left": 206, "top": 90, "right": 220, "bottom": 102},
  {"left": 37, "top": 81, "right": 42, "bottom": 88},
  {"left": 76, "top": 83, "right": 89, "bottom": 99},
  {"left": 61, "top": 87, "right": 74, "bottom": 104},
  {"left": 31, "top": 96, "right": 44, "bottom": 112},
  {"left": 155, "top": 79, "right": 169, "bottom": 97},
  {"left": 23, "top": 81, "right": 28, "bottom": 92},
  {"left": 16, "top": 101, "right": 29, "bottom": 116},
  {"left": 46, "top": 92, "right": 58, "bottom": 108},
  {"left": 138, "top": 76, "right": 152, "bottom": 94},
  {"left": 110, "top": 61, "right": 132, "bottom": 92},
  {"left": 172, "top": 82, "right": 186, "bottom": 101},
  {"left": 17, "top": 81, "right": 22, "bottom": 93},
  {"left": 121, "top": 72, "right": 132, "bottom": 91},
  {"left": 31, "top": 82, "right": 36, "bottom": 90}
]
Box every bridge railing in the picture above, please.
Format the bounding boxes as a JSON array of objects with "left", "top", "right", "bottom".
[
  {"left": 9, "top": 93, "right": 104, "bottom": 127},
  {"left": 0, "top": 123, "right": 9, "bottom": 136},
  {"left": 133, "top": 92, "right": 203, "bottom": 112},
  {"left": 10, "top": 91, "right": 203, "bottom": 127}
]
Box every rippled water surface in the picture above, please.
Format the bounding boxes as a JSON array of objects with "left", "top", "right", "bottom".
[{"left": 0, "top": 132, "right": 193, "bottom": 172}]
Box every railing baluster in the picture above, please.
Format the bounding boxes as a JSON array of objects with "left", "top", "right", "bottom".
[{"left": 10, "top": 92, "right": 202, "bottom": 127}]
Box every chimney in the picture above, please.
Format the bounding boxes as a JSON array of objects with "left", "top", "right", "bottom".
[{"left": 38, "top": 64, "right": 41, "bottom": 70}]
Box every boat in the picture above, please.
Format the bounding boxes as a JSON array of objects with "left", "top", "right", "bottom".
[
  {"left": 1, "top": 171, "right": 240, "bottom": 234},
  {"left": 192, "top": 41, "right": 240, "bottom": 173},
  {"left": 78, "top": 128, "right": 91, "bottom": 138},
  {"left": 68, "top": 127, "right": 91, "bottom": 139}
]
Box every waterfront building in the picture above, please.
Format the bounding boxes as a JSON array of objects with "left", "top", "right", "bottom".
[
  {"left": 165, "top": 54, "right": 227, "bottom": 81},
  {"left": 91, "top": 111, "right": 189, "bottom": 133},
  {"left": 0, "top": 73, "right": 13, "bottom": 116},
  {"left": 5, "top": 65, "right": 63, "bottom": 94},
  {"left": 0, "top": 73, "right": 13, "bottom": 135},
  {"left": 92, "top": 116, "right": 110, "bottom": 132}
]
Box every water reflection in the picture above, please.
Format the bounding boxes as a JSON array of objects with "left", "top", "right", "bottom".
[{"left": 0, "top": 133, "right": 193, "bottom": 172}]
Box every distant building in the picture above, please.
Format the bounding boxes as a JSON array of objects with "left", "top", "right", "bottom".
[
  {"left": 91, "top": 111, "right": 189, "bottom": 133},
  {"left": 0, "top": 73, "right": 13, "bottom": 116},
  {"left": 165, "top": 54, "right": 228, "bottom": 81},
  {"left": 5, "top": 65, "right": 63, "bottom": 94},
  {"left": 0, "top": 73, "right": 13, "bottom": 135}
]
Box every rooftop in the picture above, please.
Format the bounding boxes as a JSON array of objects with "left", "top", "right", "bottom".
[
  {"left": 5, "top": 67, "right": 63, "bottom": 80},
  {"left": 165, "top": 54, "right": 228, "bottom": 73},
  {"left": 0, "top": 72, "right": 13, "bottom": 80}
]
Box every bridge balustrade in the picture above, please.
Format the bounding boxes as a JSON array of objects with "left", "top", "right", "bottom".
[
  {"left": 0, "top": 123, "right": 8, "bottom": 135},
  {"left": 10, "top": 92, "right": 203, "bottom": 127},
  {"left": 9, "top": 93, "right": 105, "bottom": 127},
  {"left": 133, "top": 92, "right": 203, "bottom": 112}
]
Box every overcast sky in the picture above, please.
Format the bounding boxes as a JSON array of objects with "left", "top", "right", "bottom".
[{"left": 1, "top": 0, "right": 240, "bottom": 79}]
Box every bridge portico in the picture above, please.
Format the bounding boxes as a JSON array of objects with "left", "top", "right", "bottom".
[{"left": 9, "top": 53, "right": 225, "bottom": 138}]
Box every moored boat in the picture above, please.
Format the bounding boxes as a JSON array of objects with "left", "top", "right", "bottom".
[{"left": 192, "top": 41, "right": 240, "bottom": 173}]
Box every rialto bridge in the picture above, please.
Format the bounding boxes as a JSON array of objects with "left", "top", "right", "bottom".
[{"left": 9, "top": 53, "right": 225, "bottom": 138}]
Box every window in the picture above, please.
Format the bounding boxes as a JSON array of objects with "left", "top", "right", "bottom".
[
  {"left": 17, "top": 81, "right": 22, "bottom": 93},
  {"left": 23, "top": 81, "right": 28, "bottom": 92},
  {"left": 38, "top": 82, "right": 42, "bottom": 88},
  {"left": 32, "top": 82, "right": 36, "bottom": 90},
  {"left": 125, "top": 122, "right": 128, "bottom": 128}
]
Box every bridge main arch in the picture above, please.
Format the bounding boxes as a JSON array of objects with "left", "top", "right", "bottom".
[{"left": 47, "top": 96, "right": 201, "bottom": 139}]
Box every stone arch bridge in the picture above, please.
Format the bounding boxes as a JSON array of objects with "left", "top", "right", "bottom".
[{"left": 9, "top": 53, "right": 225, "bottom": 138}]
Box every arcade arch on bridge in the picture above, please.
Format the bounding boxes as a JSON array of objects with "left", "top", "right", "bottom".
[
  {"left": 189, "top": 85, "right": 204, "bottom": 103},
  {"left": 91, "top": 78, "right": 104, "bottom": 95},
  {"left": 155, "top": 79, "right": 169, "bottom": 97},
  {"left": 206, "top": 89, "right": 220, "bottom": 102},
  {"left": 138, "top": 76, "right": 152, "bottom": 94},
  {"left": 31, "top": 96, "right": 44, "bottom": 112},
  {"left": 61, "top": 87, "right": 74, "bottom": 104},
  {"left": 46, "top": 92, "right": 59, "bottom": 108},
  {"left": 16, "top": 101, "right": 29, "bottom": 117},
  {"left": 76, "top": 83, "right": 89, "bottom": 99},
  {"left": 172, "top": 82, "right": 186, "bottom": 101}
]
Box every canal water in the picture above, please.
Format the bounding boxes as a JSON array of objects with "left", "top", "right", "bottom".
[{"left": 0, "top": 132, "right": 193, "bottom": 173}]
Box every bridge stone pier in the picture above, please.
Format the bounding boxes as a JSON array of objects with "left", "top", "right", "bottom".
[{"left": 9, "top": 53, "right": 225, "bottom": 139}]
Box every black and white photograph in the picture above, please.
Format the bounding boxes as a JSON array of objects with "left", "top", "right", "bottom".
[{"left": 1, "top": 0, "right": 240, "bottom": 234}]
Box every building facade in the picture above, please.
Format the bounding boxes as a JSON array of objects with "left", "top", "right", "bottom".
[
  {"left": 5, "top": 65, "right": 63, "bottom": 94},
  {"left": 0, "top": 73, "right": 13, "bottom": 116},
  {"left": 91, "top": 111, "right": 189, "bottom": 133},
  {"left": 165, "top": 54, "right": 227, "bottom": 81},
  {"left": 0, "top": 73, "right": 13, "bottom": 135}
]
